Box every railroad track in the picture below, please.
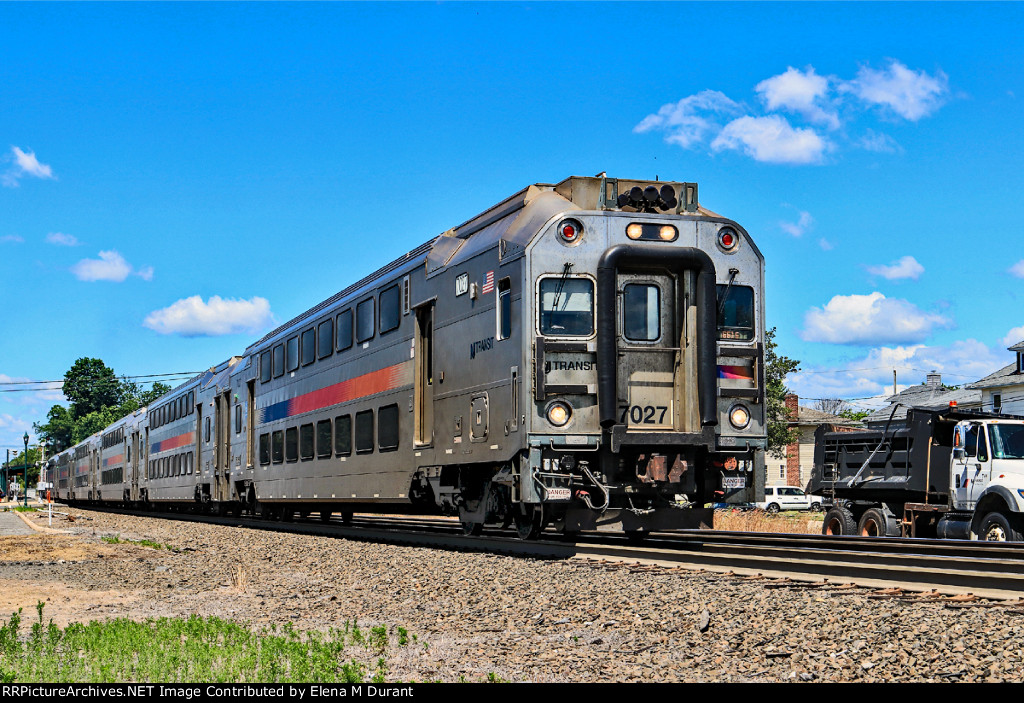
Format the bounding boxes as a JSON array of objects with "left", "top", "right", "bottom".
[{"left": 63, "top": 505, "right": 1024, "bottom": 601}]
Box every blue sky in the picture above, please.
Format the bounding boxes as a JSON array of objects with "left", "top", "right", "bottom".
[{"left": 2, "top": 2, "right": 1024, "bottom": 451}]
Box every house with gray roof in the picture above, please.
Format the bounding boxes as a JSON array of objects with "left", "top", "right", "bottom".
[
  {"left": 771, "top": 394, "right": 862, "bottom": 489},
  {"left": 967, "top": 340, "right": 1024, "bottom": 415},
  {"left": 863, "top": 371, "right": 981, "bottom": 429}
]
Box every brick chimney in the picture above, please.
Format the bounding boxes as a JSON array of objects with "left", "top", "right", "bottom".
[{"left": 784, "top": 394, "right": 800, "bottom": 486}]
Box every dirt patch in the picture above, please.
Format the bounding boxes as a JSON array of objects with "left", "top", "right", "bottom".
[{"left": 0, "top": 534, "right": 115, "bottom": 562}]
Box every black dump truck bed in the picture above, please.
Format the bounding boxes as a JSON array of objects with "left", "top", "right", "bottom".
[{"left": 807, "top": 407, "right": 959, "bottom": 504}]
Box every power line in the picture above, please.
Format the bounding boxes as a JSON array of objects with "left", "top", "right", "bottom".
[{"left": 0, "top": 371, "right": 203, "bottom": 387}]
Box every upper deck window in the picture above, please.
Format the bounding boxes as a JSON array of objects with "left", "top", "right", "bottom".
[
  {"left": 539, "top": 277, "right": 594, "bottom": 337},
  {"left": 716, "top": 284, "right": 754, "bottom": 341}
]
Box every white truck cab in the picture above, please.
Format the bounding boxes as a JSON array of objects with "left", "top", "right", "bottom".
[{"left": 952, "top": 419, "right": 1024, "bottom": 518}]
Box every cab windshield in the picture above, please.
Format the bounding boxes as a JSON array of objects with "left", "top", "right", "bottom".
[
  {"left": 990, "top": 424, "right": 1024, "bottom": 459},
  {"left": 539, "top": 277, "right": 594, "bottom": 336}
]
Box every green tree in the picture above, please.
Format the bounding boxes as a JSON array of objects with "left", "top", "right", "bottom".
[
  {"left": 33, "top": 360, "right": 173, "bottom": 452},
  {"left": 765, "top": 327, "right": 801, "bottom": 458},
  {"left": 63, "top": 358, "right": 123, "bottom": 419},
  {"left": 33, "top": 405, "right": 74, "bottom": 450},
  {"left": 839, "top": 408, "right": 871, "bottom": 422}
]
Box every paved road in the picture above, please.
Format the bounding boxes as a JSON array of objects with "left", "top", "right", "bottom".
[{"left": 0, "top": 509, "right": 35, "bottom": 536}]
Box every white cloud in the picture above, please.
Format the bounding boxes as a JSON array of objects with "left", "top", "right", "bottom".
[
  {"left": 780, "top": 209, "right": 813, "bottom": 237},
  {"left": 1, "top": 235, "right": 24, "bottom": 244},
  {"left": 1003, "top": 326, "right": 1024, "bottom": 348},
  {"left": 801, "top": 291, "right": 953, "bottom": 345},
  {"left": 2, "top": 146, "right": 55, "bottom": 187},
  {"left": 46, "top": 232, "right": 79, "bottom": 246},
  {"left": 818, "top": 238, "right": 834, "bottom": 251},
  {"left": 712, "top": 115, "right": 828, "bottom": 164},
  {"left": 842, "top": 60, "right": 949, "bottom": 121},
  {"left": 633, "top": 90, "right": 741, "bottom": 148},
  {"left": 858, "top": 129, "right": 902, "bottom": 153},
  {"left": 756, "top": 66, "right": 839, "bottom": 129},
  {"left": 788, "top": 339, "right": 1003, "bottom": 406},
  {"left": 144, "top": 296, "right": 274, "bottom": 337},
  {"left": 866, "top": 255, "right": 925, "bottom": 281},
  {"left": 70, "top": 250, "right": 152, "bottom": 282},
  {"left": 1008, "top": 260, "right": 1024, "bottom": 278}
]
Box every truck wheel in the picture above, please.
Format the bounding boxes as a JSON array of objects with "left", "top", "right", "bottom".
[
  {"left": 822, "top": 506, "right": 855, "bottom": 536},
  {"left": 978, "top": 512, "right": 1024, "bottom": 542},
  {"left": 857, "top": 508, "right": 895, "bottom": 538},
  {"left": 811, "top": 502, "right": 823, "bottom": 512},
  {"left": 766, "top": 503, "right": 780, "bottom": 514}
]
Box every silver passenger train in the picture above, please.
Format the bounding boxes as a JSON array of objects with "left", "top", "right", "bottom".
[{"left": 47, "top": 175, "right": 766, "bottom": 538}]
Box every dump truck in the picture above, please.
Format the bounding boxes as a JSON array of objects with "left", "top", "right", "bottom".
[{"left": 808, "top": 407, "right": 1024, "bottom": 541}]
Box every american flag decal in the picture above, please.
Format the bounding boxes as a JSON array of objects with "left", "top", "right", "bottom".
[{"left": 482, "top": 271, "right": 494, "bottom": 294}]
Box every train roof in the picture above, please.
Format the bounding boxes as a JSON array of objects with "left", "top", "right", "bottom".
[{"left": 247, "top": 175, "right": 725, "bottom": 350}]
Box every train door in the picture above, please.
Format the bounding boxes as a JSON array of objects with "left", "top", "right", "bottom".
[
  {"left": 414, "top": 303, "right": 434, "bottom": 446},
  {"left": 131, "top": 430, "right": 140, "bottom": 501},
  {"left": 247, "top": 380, "right": 256, "bottom": 468},
  {"left": 214, "top": 391, "right": 231, "bottom": 501},
  {"left": 616, "top": 270, "right": 698, "bottom": 432}
]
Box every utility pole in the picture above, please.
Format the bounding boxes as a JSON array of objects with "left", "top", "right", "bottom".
[{"left": 893, "top": 370, "right": 897, "bottom": 398}]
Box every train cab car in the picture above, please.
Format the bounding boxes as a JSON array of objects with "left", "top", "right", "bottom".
[{"left": 58, "top": 175, "right": 765, "bottom": 540}]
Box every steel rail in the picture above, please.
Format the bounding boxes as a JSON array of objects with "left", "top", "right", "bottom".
[{"left": 63, "top": 506, "right": 1024, "bottom": 601}]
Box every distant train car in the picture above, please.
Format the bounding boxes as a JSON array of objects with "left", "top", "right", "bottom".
[{"left": 63, "top": 175, "right": 766, "bottom": 538}]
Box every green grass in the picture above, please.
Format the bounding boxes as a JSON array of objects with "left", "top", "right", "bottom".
[
  {"left": 100, "top": 534, "right": 178, "bottom": 552},
  {"left": 0, "top": 604, "right": 414, "bottom": 683}
]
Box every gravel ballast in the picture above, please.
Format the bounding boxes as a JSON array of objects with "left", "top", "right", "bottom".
[{"left": 1, "top": 508, "right": 1022, "bottom": 683}]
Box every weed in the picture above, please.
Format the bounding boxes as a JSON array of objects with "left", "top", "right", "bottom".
[{"left": 0, "top": 604, "right": 415, "bottom": 683}]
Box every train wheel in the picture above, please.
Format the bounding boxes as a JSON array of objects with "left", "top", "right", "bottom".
[
  {"left": 515, "top": 505, "right": 544, "bottom": 540},
  {"left": 461, "top": 521, "right": 483, "bottom": 536},
  {"left": 978, "top": 512, "right": 1023, "bottom": 542},
  {"left": 822, "top": 506, "right": 856, "bottom": 536}
]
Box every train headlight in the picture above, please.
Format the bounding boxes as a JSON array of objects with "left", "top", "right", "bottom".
[
  {"left": 728, "top": 404, "right": 750, "bottom": 430},
  {"left": 625, "top": 223, "right": 678, "bottom": 242},
  {"left": 717, "top": 227, "right": 739, "bottom": 253},
  {"left": 626, "top": 223, "right": 642, "bottom": 240},
  {"left": 559, "top": 219, "right": 582, "bottom": 243},
  {"left": 546, "top": 401, "right": 573, "bottom": 427},
  {"left": 659, "top": 225, "right": 676, "bottom": 241}
]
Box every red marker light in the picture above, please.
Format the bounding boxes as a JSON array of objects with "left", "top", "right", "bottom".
[
  {"left": 558, "top": 219, "right": 582, "bottom": 243},
  {"left": 718, "top": 227, "right": 739, "bottom": 252}
]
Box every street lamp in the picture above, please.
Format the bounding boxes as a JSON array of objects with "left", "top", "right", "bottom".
[{"left": 22, "top": 432, "right": 28, "bottom": 507}]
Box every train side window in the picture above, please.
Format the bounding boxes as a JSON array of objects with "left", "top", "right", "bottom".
[
  {"left": 272, "top": 430, "right": 284, "bottom": 464},
  {"left": 273, "top": 343, "right": 285, "bottom": 377},
  {"left": 379, "top": 285, "right": 401, "bottom": 334},
  {"left": 316, "top": 420, "right": 332, "bottom": 459},
  {"left": 285, "top": 427, "right": 298, "bottom": 462},
  {"left": 188, "top": 391, "right": 194, "bottom": 413},
  {"left": 356, "top": 298, "right": 375, "bottom": 343},
  {"left": 539, "top": 277, "right": 594, "bottom": 337},
  {"left": 497, "top": 278, "right": 512, "bottom": 340},
  {"left": 318, "top": 319, "right": 334, "bottom": 360},
  {"left": 205, "top": 417, "right": 211, "bottom": 443},
  {"left": 378, "top": 404, "right": 399, "bottom": 452},
  {"left": 335, "top": 415, "right": 352, "bottom": 456},
  {"left": 622, "top": 284, "right": 661, "bottom": 342},
  {"left": 301, "top": 328, "right": 316, "bottom": 367},
  {"left": 337, "top": 310, "right": 353, "bottom": 351},
  {"left": 260, "top": 351, "right": 272, "bottom": 383},
  {"left": 355, "top": 410, "right": 374, "bottom": 454},
  {"left": 716, "top": 284, "right": 755, "bottom": 342},
  {"left": 300, "top": 423, "right": 314, "bottom": 461},
  {"left": 286, "top": 336, "right": 300, "bottom": 373},
  {"left": 260, "top": 434, "right": 271, "bottom": 465},
  {"left": 188, "top": 451, "right": 194, "bottom": 475},
  {"left": 235, "top": 405, "right": 242, "bottom": 435}
]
